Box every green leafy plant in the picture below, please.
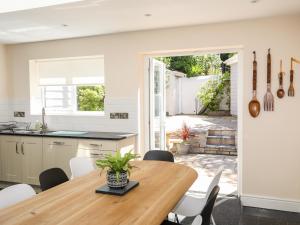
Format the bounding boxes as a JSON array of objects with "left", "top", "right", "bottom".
[
  {"left": 95, "top": 150, "right": 139, "bottom": 181},
  {"left": 197, "top": 72, "right": 230, "bottom": 114}
]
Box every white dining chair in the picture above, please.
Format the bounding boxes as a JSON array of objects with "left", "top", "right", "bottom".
[
  {"left": 0, "top": 184, "right": 36, "bottom": 209},
  {"left": 70, "top": 157, "right": 95, "bottom": 179},
  {"left": 191, "top": 215, "right": 203, "bottom": 225},
  {"left": 173, "top": 166, "right": 224, "bottom": 225}
]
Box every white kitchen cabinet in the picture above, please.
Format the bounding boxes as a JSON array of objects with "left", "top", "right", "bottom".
[
  {"left": 21, "top": 137, "right": 43, "bottom": 185},
  {"left": 0, "top": 136, "right": 43, "bottom": 185},
  {"left": 0, "top": 136, "right": 22, "bottom": 183},
  {"left": 77, "top": 136, "right": 136, "bottom": 160},
  {"left": 0, "top": 134, "right": 137, "bottom": 184},
  {"left": 43, "top": 138, "right": 78, "bottom": 178}
]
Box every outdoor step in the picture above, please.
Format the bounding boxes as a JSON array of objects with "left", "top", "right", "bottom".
[
  {"left": 208, "top": 129, "right": 236, "bottom": 137},
  {"left": 205, "top": 144, "right": 237, "bottom": 156},
  {"left": 206, "top": 144, "right": 236, "bottom": 150},
  {"left": 206, "top": 135, "right": 235, "bottom": 145}
]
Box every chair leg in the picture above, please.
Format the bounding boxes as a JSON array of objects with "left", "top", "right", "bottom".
[
  {"left": 211, "top": 216, "right": 216, "bottom": 225},
  {"left": 175, "top": 214, "right": 180, "bottom": 223}
]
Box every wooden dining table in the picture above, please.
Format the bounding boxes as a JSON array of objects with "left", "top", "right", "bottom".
[{"left": 0, "top": 160, "right": 197, "bottom": 225}]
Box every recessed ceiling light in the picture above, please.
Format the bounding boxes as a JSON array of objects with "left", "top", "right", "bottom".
[
  {"left": 250, "top": 0, "right": 260, "bottom": 3},
  {"left": 144, "top": 13, "right": 152, "bottom": 17},
  {"left": 62, "top": 24, "right": 68, "bottom": 27}
]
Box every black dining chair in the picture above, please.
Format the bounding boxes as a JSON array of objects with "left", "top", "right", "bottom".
[
  {"left": 143, "top": 150, "right": 174, "bottom": 162},
  {"left": 200, "top": 185, "right": 220, "bottom": 225},
  {"left": 161, "top": 185, "right": 220, "bottom": 225},
  {"left": 39, "top": 168, "right": 69, "bottom": 191}
]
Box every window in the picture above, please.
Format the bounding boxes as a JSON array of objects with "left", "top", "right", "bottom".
[{"left": 30, "top": 55, "right": 105, "bottom": 115}]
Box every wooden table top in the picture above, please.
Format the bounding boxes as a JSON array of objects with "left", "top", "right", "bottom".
[{"left": 0, "top": 160, "right": 197, "bottom": 225}]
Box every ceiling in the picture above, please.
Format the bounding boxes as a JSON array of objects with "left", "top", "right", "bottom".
[{"left": 0, "top": 0, "right": 300, "bottom": 44}]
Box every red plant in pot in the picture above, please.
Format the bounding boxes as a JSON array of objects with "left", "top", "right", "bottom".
[{"left": 181, "top": 122, "right": 190, "bottom": 143}]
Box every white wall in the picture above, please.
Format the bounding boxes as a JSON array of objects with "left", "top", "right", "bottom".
[
  {"left": 3, "top": 14, "right": 300, "bottom": 211},
  {"left": 166, "top": 70, "right": 178, "bottom": 116},
  {"left": 180, "top": 75, "right": 218, "bottom": 114},
  {"left": 230, "top": 63, "right": 238, "bottom": 116},
  {"left": 0, "top": 45, "right": 11, "bottom": 122}
]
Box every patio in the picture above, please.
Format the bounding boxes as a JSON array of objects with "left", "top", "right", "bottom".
[
  {"left": 175, "top": 153, "right": 237, "bottom": 197},
  {"left": 166, "top": 115, "right": 237, "bottom": 132}
]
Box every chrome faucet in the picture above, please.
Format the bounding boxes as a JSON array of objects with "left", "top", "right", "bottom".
[{"left": 41, "top": 107, "right": 48, "bottom": 132}]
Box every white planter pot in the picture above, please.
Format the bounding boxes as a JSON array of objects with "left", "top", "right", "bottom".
[{"left": 178, "top": 143, "right": 191, "bottom": 154}]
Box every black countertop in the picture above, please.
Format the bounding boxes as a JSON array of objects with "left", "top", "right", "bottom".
[{"left": 0, "top": 130, "right": 137, "bottom": 141}]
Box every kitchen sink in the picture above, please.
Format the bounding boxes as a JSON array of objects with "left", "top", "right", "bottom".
[{"left": 47, "top": 131, "right": 88, "bottom": 136}]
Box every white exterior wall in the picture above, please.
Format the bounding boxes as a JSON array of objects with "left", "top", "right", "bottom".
[
  {"left": 165, "top": 70, "right": 184, "bottom": 116},
  {"left": 180, "top": 75, "right": 218, "bottom": 114},
  {"left": 230, "top": 63, "right": 238, "bottom": 116}
]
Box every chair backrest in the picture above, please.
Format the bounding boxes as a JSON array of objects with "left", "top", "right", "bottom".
[
  {"left": 39, "top": 168, "right": 69, "bottom": 191},
  {"left": 143, "top": 150, "right": 174, "bottom": 162},
  {"left": 205, "top": 166, "right": 224, "bottom": 201},
  {"left": 201, "top": 185, "right": 220, "bottom": 225},
  {"left": 191, "top": 215, "right": 203, "bottom": 225},
  {"left": 0, "top": 184, "right": 36, "bottom": 209},
  {"left": 70, "top": 157, "right": 95, "bottom": 179}
]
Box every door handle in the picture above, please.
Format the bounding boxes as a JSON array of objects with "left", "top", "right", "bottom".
[
  {"left": 53, "top": 141, "right": 65, "bottom": 145},
  {"left": 15, "top": 142, "right": 19, "bottom": 154},
  {"left": 21, "top": 142, "right": 24, "bottom": 155},
  {"left": 89, "top": 143, "right": 102, "bottom": 147},
  {"left": 89, "top": 153, "right": 102, "bottom": 156}
]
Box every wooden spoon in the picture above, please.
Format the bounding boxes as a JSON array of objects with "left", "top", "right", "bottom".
[
  {"left": 248, "top": 51, "right": 261, "bottom": 118},
  {"left": 277, "top": 60, "right": 285, "bottom": 98}
]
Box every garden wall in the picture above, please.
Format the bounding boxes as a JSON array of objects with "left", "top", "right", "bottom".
[{"left": 166, "top": 74, "right": 227, "bottom": 115}]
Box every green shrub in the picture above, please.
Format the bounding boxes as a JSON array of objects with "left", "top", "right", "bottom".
[{"left": 197, "top": 72, "right": 230, "bottom": 113}]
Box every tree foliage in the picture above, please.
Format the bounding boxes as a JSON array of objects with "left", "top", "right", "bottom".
[
  {"left": 77, "top": 85, "right": 105, "bottom": 111},
  {"left": 157, "top": 54, "right": 222, "bottom": 77}
]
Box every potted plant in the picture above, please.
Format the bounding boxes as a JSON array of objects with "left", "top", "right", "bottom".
[
  {"left": 96, "top": 150, "right": 139, "bottom": 189},
  {"left": 178, "top": 122, "right": 191, "bottom": 154}
]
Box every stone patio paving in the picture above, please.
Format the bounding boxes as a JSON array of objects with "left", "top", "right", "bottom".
[
  {"left": 175, "top": 153, "right": 237, "bottom": 197},
  {"left": 166, "top": 115, "right": 237, "bottom": 132}
]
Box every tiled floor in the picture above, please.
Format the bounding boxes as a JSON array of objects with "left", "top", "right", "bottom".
[
  {"left": 175, "top": 197, "right": 300, "bottom": 225},
  {"left": 174, "top": 154, "right": 300, "bottom": 225}
]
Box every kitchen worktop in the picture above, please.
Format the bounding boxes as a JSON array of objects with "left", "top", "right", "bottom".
[{"left": 0, "top": 130, "right": 136, "bottom": 140}]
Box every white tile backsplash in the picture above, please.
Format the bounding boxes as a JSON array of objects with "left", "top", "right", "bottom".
[{"left": 0, "top": 97, "right": 138, "bottom": 133}]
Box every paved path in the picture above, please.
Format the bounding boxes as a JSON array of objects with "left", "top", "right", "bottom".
[
  {"left": 175, "top": 154, "right": 237, "bottom": 197},
  {"left": 166, "top": 115, "right": 237, "bottom": 132}
]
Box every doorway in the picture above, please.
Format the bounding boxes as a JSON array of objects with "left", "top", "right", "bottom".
[{"left": 145, "top": 48, "right": 243, "bottom": 198}]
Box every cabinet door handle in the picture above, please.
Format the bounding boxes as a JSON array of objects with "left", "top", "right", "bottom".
[
  {"left": 15, "top": 142, "right": 19, "bottom": 154},
  {"left": 90, "top": 153, "right": 102, "bottom": 156},
  {"left": 53, "top": 141, "right": 65, "bottom": 145},
  {"left": 89, "top": 143, "right": 102, "bottom": 147},
  {"left": 21, "top": 142, "right": 24, "bottom": 155}
]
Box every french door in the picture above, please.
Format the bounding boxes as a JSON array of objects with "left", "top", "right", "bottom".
[{"left": 149, "top": 58, "right": 166, "bottom": 150}]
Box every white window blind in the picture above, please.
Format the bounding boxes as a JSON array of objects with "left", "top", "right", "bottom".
[{"left": 37, "top": 56, "right": 104, "bottom": 86}]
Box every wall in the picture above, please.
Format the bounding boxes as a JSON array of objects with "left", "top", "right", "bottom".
[
  {"left": 4, "top": 14, "right": 300, "bottom": 211},
  {"left": 180, "top": 75, "right": 218, "bottom": 114},
  {"left": 0, "top": 45, "right": 11, "bottom": 122},
  {"left": 226, "top": 55, "right": 239, "bottom": 116},
  {"left": 230, "top": 63, "right": 238, "bottom": 116}
]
